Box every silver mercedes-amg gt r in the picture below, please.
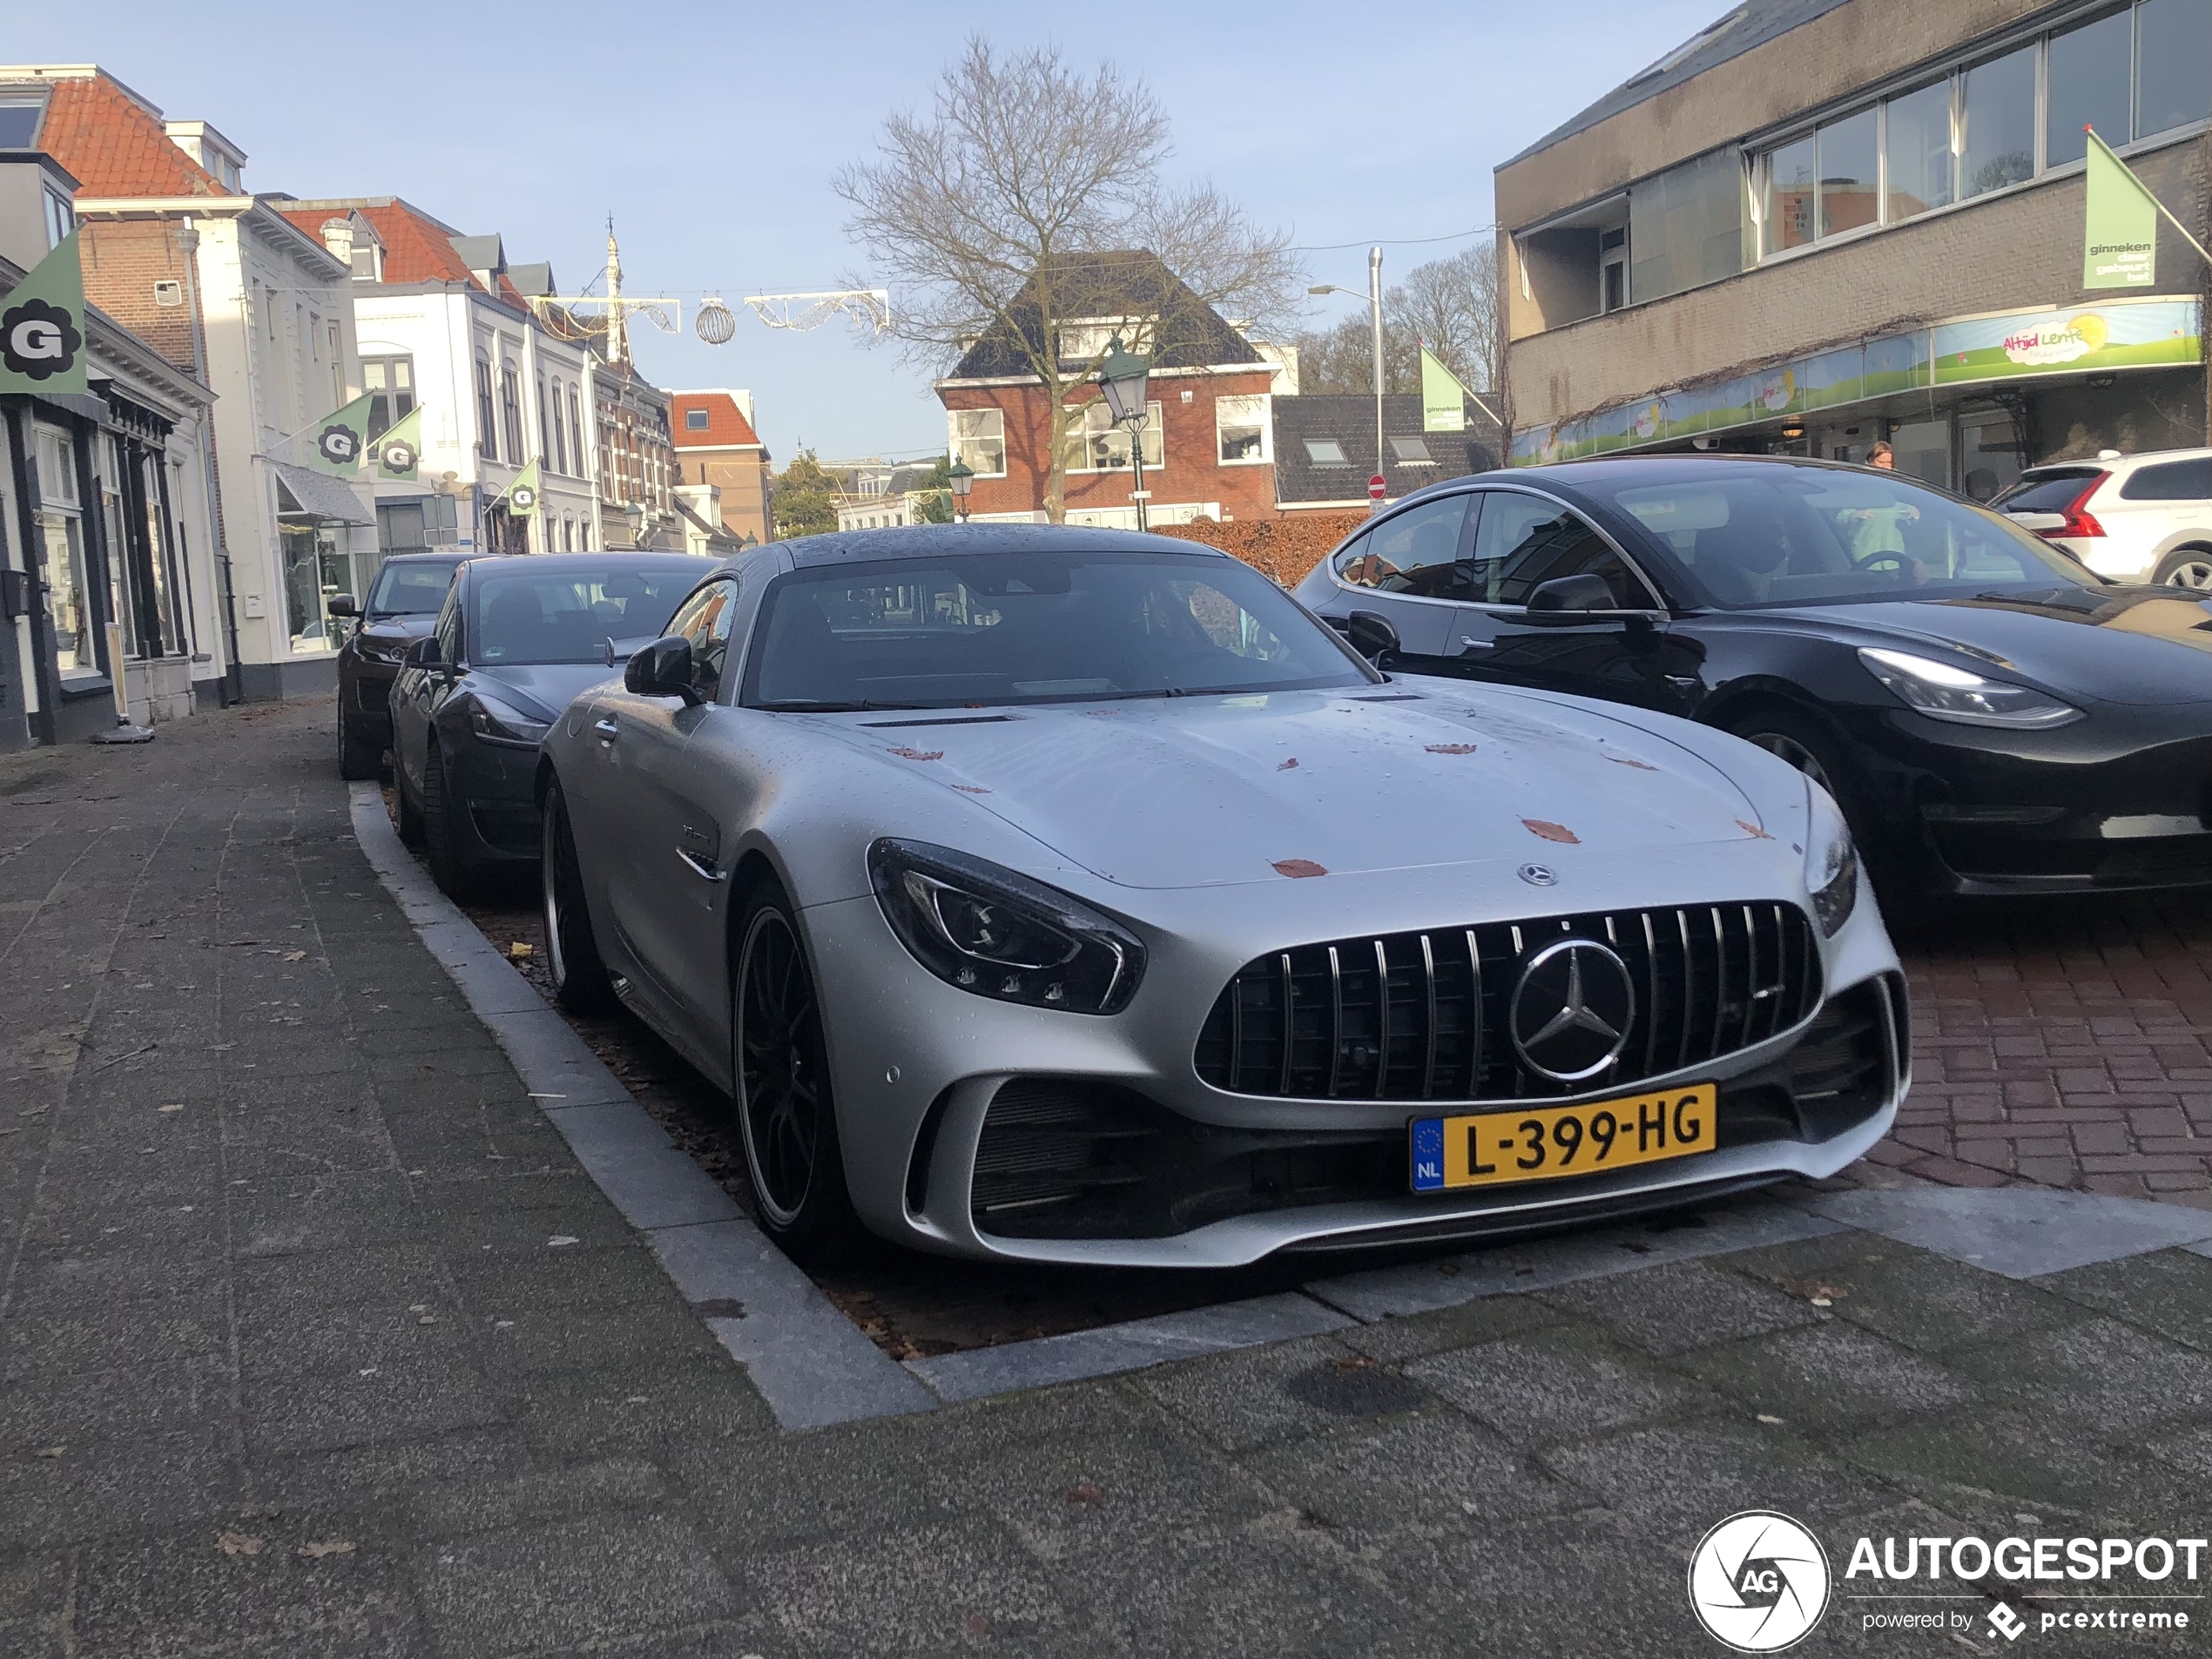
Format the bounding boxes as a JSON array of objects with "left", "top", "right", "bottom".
[{"left": 536, "top": 526, "right": 1906, "bottom": 1267}]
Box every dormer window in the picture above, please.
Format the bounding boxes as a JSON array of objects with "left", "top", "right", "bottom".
[{"left": 0, "top": 92, "right": 46, "bottom": 149}]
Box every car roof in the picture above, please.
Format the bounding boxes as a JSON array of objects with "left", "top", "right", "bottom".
[
  {"left": 377, "top": 550, "right": 467, "bottom": 563},
  {"left": 456, "top": 550, "right": 716, "bottom": 578},
  {"left": 1373, "top": 450, "right": 1946, "bottom": 516},
  {"left": 2022, "top": 447, "right": 2212, "bottom": 475},
  {"left": 729, "top": 523, "right": 1229, "bottom": 575}
]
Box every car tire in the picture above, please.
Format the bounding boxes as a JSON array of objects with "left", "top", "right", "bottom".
[
  {"left": 541, "top": 776, "right": 616, "bottom": 1015},
  {"left": 394, "top": 766, "right": 424, "bottom": 846},
  {"left": 1724, "top": 704, "right": 1900, "bottom": 891},
  {"left": 338, "top": 705, "right": 381, "bottom": 780},
  {"left": 419, "top": 742, "right": 481, "bottom": 903},
  {"left": 2155, "top": 548, "right": 2212, "bottom": 591},
  {"left": 732, "top": 878, "right": 867, "bottom": 1264}
]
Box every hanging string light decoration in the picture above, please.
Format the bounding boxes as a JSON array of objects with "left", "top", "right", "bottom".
[{"left": 695, "top": 295, "right": 738, "bottom": 346}]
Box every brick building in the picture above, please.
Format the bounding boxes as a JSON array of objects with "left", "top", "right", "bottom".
[
  {"left": 1499, "top": 0, "right": 2209, "bottom": 495},
  {"left": 669, "top": 388, "right": 771, "bottom": 543},
  {"left": 936, "top": 251, "right": 1287, "bottom": 529}
]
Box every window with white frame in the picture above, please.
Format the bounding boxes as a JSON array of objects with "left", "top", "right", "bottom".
[
  {"left": 1055, "top": 317, "right": 1156, "bottom": 364},
  {"left": 1750, "top": 0, "right": 2212, "bottom": 262},
  {"left": 948, "top": 407, "right": 1007, "bottom": 476},
  {"left": 1216, "top": 395, "right": 1271, "bottom": 464},
  {"left": 31, "top": 428, "right": 97, "bottom": 680},
  {"left": 362, "top": 354, "right": 414, "bottom": 440},
  {"left": 1067, "top": 400, "right": 1163, "bottom": 473},
  {"left": 42, "top": 185, "right": 71, "bottom": 250}
]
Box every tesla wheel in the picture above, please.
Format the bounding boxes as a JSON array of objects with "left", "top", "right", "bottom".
[
  {"left": 419, "top": 742, "right": 481, "bottom": 903},
  {"left": 2155, "top": 549, "right": 2212, "bottom": 591},
  {"left": 541, "top": 777, "right": 615, "bottom": 1015},
  {"left": 338, "top": 706, "right": 381, "bottom": 780},
  {"left": 1727, "top": 705, "right": 1902, "bottom": 891},
  {"left": 394, "top": 765, "right": 424, "bottom": 846},
  {"left": 732, "top": 880, "right": 865, "bottom": 1264}
]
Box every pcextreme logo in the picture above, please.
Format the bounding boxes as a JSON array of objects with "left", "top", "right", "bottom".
[{"left": 1689, "top": 1511, "right": 1831, "bottom": 1652}]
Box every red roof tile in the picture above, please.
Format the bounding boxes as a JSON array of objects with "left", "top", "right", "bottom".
[
  {"left": 671, "top": 392, "right": 761, "bottom": 448},
  {"left": 37, "top": 74, "right": 225, "bottom": 199},
  {"left": 273, "top": 199, "right": 475, "bottom": 285}
]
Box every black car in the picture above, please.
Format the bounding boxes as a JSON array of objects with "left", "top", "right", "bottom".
[
  {"left": 1294, "top": 455, "right": 2212, "bottom": 897},
  {"left": 390, "top": 550, "right": 714, "bottom": 898},
  {"left": 333, "top": 552, "right": 466, "bottom": 779}
]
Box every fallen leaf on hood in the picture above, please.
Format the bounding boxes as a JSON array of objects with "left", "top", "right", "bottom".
[
  {"left": 217, "top": 1532, "right": 265, "bottom": 1557},
  {"left": 1737, "top": 819, "right": 1774, "bottom": 840},
  {"left": 1278, "top": 757, "right": 1300, "bottom": 771},
  {"left": 1062, "top": 1481, "right": 1105, "bottom": 1506},
  {"left": 887, "top": 747, "right": 943, "bottom": 762},
  {"left": 1604, "top": 753, "right": 1657, "bottom": 771},
  {"left": 949, "top": 785, "right": 991, "bottom": 794},
  {"left": 1424, "top": 743, "right": 1478, "bottom": 756},
  {"left": 1271, "top": 859, "right": 1328, "bottom": 879},
  {"left": 296, "top": 1540, "right": 356, "bottom": 1560},
  {"left": 1521, "top": 819, "right": 1580, "bottom": 845}
]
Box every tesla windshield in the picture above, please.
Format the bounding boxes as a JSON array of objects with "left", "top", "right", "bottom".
[
  {"left": 365, "top": 557, "right": 462, "bottom": 617},
  {"left": 1579, "top": 466, "right": 2100, "bottom": 608},
  {"left": 743, "top": 551, "right": 1376, "bottom": 710},
  {"left": 471, "top": 563, "right": 705, "bottom": 664}
]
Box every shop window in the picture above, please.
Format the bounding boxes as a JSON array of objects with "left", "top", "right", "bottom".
[
  {"left": 282, "top": 523, "right": 354, "bottom": 652},
  {"left": 2136, "top": 0, "right": 2212, "bottom": 138},
  {"left": 362, "top": 354, "right": 415, "bottom": 440},
  {"left": 1216, "top": 395, "right": 1271, "bottom": 463},
  {"left": 1959, "top": 411, "right": 2025, "bottom": 502},
  {"left": 948, "top": 407, "right": 1006, "bottom": 477},
  {"left": 1960, "top": 46, "right": 2037, "bottom": 199},
  {"left": 2047, "top": 10, "right": 2133, "bottom": 166},
  {"left": 1067, "top": 400, "right": 1163, "bottom": 473},
  {"left": 1888, "top": 420, "right": 1951, "bottom": 490}
]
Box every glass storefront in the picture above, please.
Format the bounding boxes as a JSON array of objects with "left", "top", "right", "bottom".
[{"left": 281, "top": 519, "right": 354, "bottom": 652}]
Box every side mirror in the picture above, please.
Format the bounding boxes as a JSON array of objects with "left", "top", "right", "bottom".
[
  {"left": 1527, "top": 573, "right": 1617, "bottom": 614},
  {"left": 624, "top": 634, "right": 700, "bottom": 704},
  {"left": 405, "top": 635, "right": 443, "bottom": 668},
  {"left": 1344, "top": 609, "right": 1401, "bottom": 663},
  {"left": 326, "top": 594, "right": 358, "bottom": 619}
]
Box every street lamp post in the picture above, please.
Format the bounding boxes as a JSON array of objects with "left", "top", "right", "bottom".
[
  {"left": 1310, "top": 246, "right": 1386, "bottom": 510},
  {"left": 1096, "top": 333, "right": 1153, "bottom": 533},
  {"left": 947, "top": 459, "right": 974, "bottom": 523}
]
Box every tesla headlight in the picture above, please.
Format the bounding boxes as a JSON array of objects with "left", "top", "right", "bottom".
[
  {"left": 355, "top": 635, "right": 406, "bottom": 664},
  {"left": 1857, "top": 647, "right": 2082, "bottom": 729},
  {"left": 867, "top": 839, "right": 1145, "bottom": 1015},
  {"left": 467, "top": 694, "right": 550, "bottom": 748},
  {"left": 1805, "top": 778, "right": 1858, "bottom": 938}
]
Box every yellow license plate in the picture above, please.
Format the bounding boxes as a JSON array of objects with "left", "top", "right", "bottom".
[{"left": 1409, "top": 1084, "right": 1716, "bottom": 1191}]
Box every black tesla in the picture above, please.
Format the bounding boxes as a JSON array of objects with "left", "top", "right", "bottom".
[{"left": 1294, "top": 455, "right": 2212, "bottom": 897}]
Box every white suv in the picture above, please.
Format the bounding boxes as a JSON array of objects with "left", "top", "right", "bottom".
[{"left": 1993, "top": 448, "right": 2212, "bottom": 587}]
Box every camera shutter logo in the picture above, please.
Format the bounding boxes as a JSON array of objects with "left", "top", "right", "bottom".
[
  {"left": 1688, "top": 1511, "right": 1831, "bottom": 1652},
  {"left": 318, "top": 425, "right": 360, "bottom": 467},
  {"left": 511, "top": 484, "right": 537, "bottom": 512},
  {"left": 0, "top": 297, "right": 83, "bottom": 383},
  {"left": 381, "top": 439, "right": 417, "bottom": 475}
]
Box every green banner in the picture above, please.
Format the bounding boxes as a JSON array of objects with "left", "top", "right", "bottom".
[
  {"left": 374, "top": 406, "right": 423, "bottom": 480},
  {"left": 506, "top": 459, "right": 542, "bottom": 516},
  {"left": 1420, "top": 344, "right": 1467, "bottom": 433},
  {"left": 2084, "top": 128, "right": 2158, "bottom": 288},
  {"left": 307, "top": 392, "right": 375, "bottom": 475},
  {"left": 0, "top": 231, "right": 89, "bottom": 396}
]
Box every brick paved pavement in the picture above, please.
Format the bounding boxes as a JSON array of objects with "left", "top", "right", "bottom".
[{"left": 1883, "top": 898, "right": 2212, "bottom": 1208}]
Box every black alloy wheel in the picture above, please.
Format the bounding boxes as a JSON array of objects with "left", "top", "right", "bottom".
[
  {"left": 732, "top": 881, "right": 863, "bottom": 1262},
  {"left": 419, "top": 741, "right": 481, "bottom": 902},
  {"left": 338, "top": 705, "right": 381, "bottom": 780},
  {"left": 394, "top": 765, "right": 424, "bottom": 846},
  {"left": 541, "top": 776, "right": 614, "bottom": 1014}
]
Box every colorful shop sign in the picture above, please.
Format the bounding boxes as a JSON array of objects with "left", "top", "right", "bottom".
[{"left": 1931, "top": 300, "right": 2200, "bottom": 383}]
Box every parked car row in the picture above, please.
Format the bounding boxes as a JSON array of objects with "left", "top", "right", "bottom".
[{"left": 341, "top": 452, "right": 2212, "bottom": 1271}]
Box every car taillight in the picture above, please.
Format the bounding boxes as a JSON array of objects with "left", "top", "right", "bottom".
[{"left": 2041, "top": 475, "right": 2107, "bottom": 541}]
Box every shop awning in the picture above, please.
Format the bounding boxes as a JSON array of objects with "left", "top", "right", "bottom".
[{"left": 271, "top": 460, "right": 374, "bottom": 526}]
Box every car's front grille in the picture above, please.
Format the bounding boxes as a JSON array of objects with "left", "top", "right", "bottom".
[{"left": 1193, "top": 901, "right": 1822, "bottom": 1104}]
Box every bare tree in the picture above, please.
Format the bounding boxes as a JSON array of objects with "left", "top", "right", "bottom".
[
  {"left": 837, "top": 38, "right": 1300, "bottom": 522},
  {"left": 1291, "top": 240, "right": 1499, "bottom": 397}
]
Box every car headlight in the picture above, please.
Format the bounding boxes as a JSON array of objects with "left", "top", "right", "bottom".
[
  {"left": 1857, "top": 647, "right": 2082, "bottom": 728},
  {"left": 1804, "top": 778, "right": 1858, "bottom": 938},
  {"left": 467, "top": 695, "right": 550, "bottom": 748},
  {"left": 867, "top": 839, "right": 1144, "bottom": 1015},
  {"left": 355, "top": 635, "right": 406, "bottom": 664}
]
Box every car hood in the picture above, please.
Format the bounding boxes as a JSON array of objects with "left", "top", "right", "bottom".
[
  {"left": 1757, "top": 586, "right": 2212, "bottom": 706},
  {"left": 809, "top": 687, "right": 1768, "bottom": 890},
  {"left": 466, "top": 662, "right": 621, "bottom": 719},
  {"left": 361, "top": 613, "right": 440, "bottom": 639}
]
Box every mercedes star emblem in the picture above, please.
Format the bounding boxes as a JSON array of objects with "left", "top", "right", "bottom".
[
  {"left": 1509, "top": 937, "right": 1635, "bottom": 1082},
  {"left": 1518, "top": 863, "right": 1557, "bottom": 887}
]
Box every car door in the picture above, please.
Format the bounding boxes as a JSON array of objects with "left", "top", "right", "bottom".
[
  {"left": 1447, "top": 488, "right": 1700, "bottom": 714},
  {"left": 597, "top": 578, "right": 743, "bottom": 1043},
  {"left": 1318, "top": 492, "right": 1475, "bottom": 671}
]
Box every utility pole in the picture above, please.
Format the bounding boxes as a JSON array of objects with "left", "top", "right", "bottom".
[{"left": 1370, "top": 246, "right": 1386, "bottom": 488}]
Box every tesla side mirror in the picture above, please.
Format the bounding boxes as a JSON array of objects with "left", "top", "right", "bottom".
[
  {"left": 1345, "top": 609, "right": 1400, "bottom": 662},
  {"left": 327, "top": 594, "right": 358, "bottom": 619},
  {"left": 625, "top": 634, "right": 700, "bottom": 704},
  {"left": 405, "top": 635, "right": 443, "bottom": 668},
  {"left": 1527, "top": 573, "right": 1616, "bottom": 614}
]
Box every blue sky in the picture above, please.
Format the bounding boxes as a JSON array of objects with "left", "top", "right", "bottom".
[{"left": 32, "top": 2, "right": 1723, "bottom": 463}]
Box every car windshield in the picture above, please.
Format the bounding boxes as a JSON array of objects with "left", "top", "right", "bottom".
[
  {"left": 470, "top": 561, "right": 710, "bottom": 665},
  {"left": 365, "top": 558, "right": 462, "bottom": 617},
  {"left": 1575, "top": 466, "right": 2101, "bottom": 609},
  {"left": 742, "top": 550, "right": 1374, "bottom": 710}
]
